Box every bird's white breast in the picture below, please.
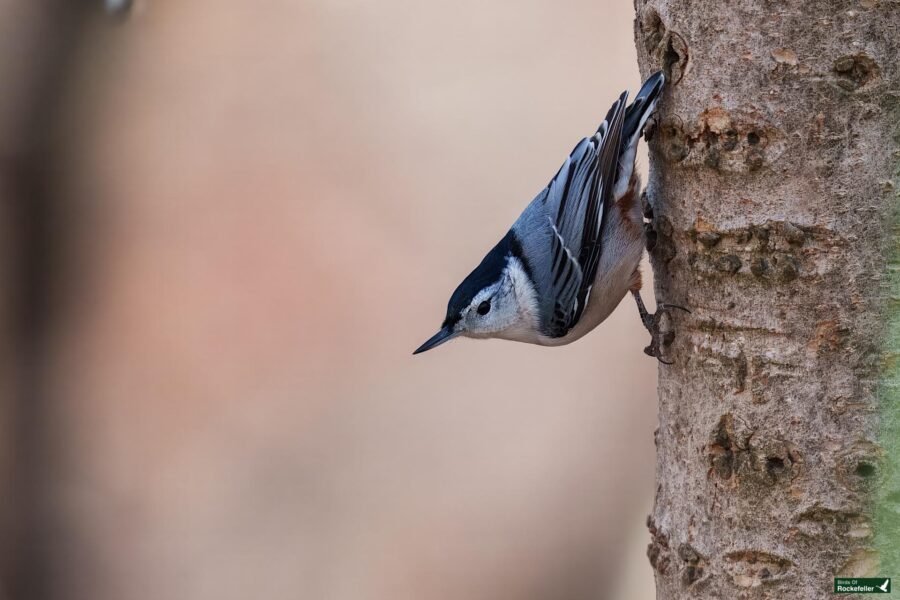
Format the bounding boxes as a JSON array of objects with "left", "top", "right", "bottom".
[
  {"left": 491, "top": 256, "right": 545, "bottom": 344},
  {"left": 537, "top": 194, "right": 645, "bottom": 347}
]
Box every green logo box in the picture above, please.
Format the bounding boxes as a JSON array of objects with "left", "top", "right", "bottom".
[{"left": 834, "top": 578, "right": 891, "bottom": 594}]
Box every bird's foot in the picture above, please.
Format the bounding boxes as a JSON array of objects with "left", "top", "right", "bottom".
[{"left": 632, "top": 293, "right": 689, "bottom": 364}]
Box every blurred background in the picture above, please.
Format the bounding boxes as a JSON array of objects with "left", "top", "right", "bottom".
[{"left": 1, "top": 1, "right": 657, "bottom": 599}]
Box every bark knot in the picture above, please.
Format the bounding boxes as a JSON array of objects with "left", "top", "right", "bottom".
[
  {"left": 638, "top": 6, "right": 688, "bottom": 84},
  {"left": 656, "top": 108, "right": 779, "bottom": 172},
  {"left": 723, "top": 549, "right": 795, "bottom": 588},
  {"left": 707, "top": 414, "right": 803, "bottom": 489},
  {"left": 833, "top": 53, "right": 880, "bottom": 91}
]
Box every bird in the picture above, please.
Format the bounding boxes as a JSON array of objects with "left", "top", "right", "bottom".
[{"left": 413, "top": 71, "right": 685, "bottom": 361}]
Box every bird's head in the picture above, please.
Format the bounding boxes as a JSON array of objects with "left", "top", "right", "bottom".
[{"left": 414, "top": 233, "right": 536, "bottom": 354}]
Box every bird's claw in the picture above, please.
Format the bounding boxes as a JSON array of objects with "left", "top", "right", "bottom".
[
  {"left": 634, "top": 299, "right": 688, "bottom": 365},
  {"left": 658, "top": 303, "right": 690, "bottom": 314},
  {"left": 644, "top": 342, "right": 674, "bottom": 365}
]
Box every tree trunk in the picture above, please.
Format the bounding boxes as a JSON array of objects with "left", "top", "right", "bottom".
[
  {"left": 633, "top": 1, "right": 900, "bottom": 598},
  {"left": 0, "top": 3, "right": 93, "bottom": 598}
]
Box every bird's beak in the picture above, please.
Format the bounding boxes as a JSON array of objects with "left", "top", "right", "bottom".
[{"left": 413, "top": 326, "right": 459, "bottom": 355}]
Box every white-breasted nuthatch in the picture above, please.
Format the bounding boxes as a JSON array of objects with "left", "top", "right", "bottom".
[{"left": 414, "top": 71, "right": 684, "bottom": 360}]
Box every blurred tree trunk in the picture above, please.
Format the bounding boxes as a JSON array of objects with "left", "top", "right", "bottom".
[
  {"left": 633, "top": 1, "right": 899, "bottom": 597},
  {"left": 1, "top": 3, "right": 93, "bottom": 599}
]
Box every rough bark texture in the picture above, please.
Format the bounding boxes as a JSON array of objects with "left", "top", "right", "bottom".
[{"left": 633, "top": 1, "right": 900, "bottom": 598}]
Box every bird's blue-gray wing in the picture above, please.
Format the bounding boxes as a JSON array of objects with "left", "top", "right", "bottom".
[{"left": 513, "top": 92, "right": 628, "bottom": 338}]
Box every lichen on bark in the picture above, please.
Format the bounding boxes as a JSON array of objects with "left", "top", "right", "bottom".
[{"left": 876, "top": 201, "right": 900, "bottom": 576}]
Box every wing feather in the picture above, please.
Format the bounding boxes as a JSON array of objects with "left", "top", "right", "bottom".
[
  {"left": 533, "top": 91, "right": 629, "bottom": 337},
  {"left": 572, "top": 93, "right": 627, "bottom": 324}
]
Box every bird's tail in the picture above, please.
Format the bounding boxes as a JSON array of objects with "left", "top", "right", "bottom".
[{"left": 613, "top": 71, "right": 665, "bottom": 198}]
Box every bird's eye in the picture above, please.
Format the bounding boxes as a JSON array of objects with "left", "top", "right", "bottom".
[{"left": 477, "top": 300, "right": 491, "bottom": 315}]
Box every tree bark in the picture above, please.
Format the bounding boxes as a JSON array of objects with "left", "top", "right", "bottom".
[{"left": 633, "top": 1, "right": 900, "bottom": 598}]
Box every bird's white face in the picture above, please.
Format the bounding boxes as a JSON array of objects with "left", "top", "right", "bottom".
[
  {"left": 457, "top": 279, "right": 517, "bottom": 337},
  {"left": 413, "top": 255, "right": 540, "bottom": 354},
  {"left": 458, "top": 258, "right": 539, "bottom": 342}
]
